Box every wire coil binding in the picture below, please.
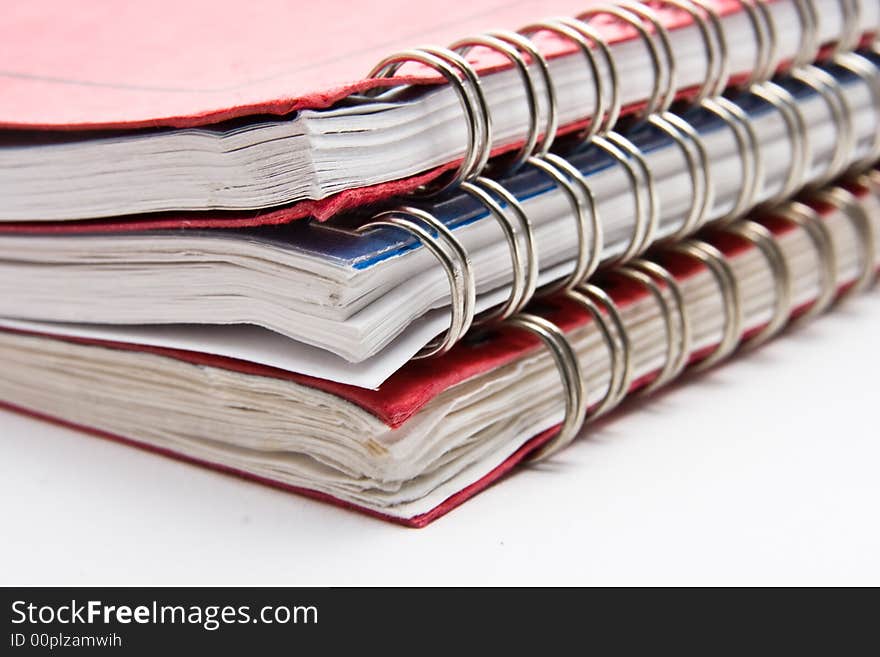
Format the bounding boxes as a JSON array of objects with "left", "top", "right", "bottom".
[
  {"left": 506, "top": 167, "right": 879, "bottom": 462},
  {"left": 356, "top": 1, "right": 875, "bottom": 359}
]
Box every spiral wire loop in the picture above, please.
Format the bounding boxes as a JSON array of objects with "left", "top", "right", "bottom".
[
  {"left": 359, "top": 0, "right": 873, "bottom": 359},
  {"left": 833, "top": 52, "right": 880, "bottom": 170},
  {"left": 668, "top": 239, "right": 744, "bottom": 370},
  {"left": 775, "top": 201, "right": 838, "bottom": 322},
  {"left": 459, "top": 179, "right": 537, "bottom": 321},
  {"left": 716, "top": 219, "right": 792, "bottom": 348},
  {"left": 511, "top": 170, "right": 875, "bottom": 462},
  {"left": 366, "top": 48, "right": 492, "bottom": 194},
  {"left": 813, "top": 185, "right": 877, "bottom": 295},
  {"left": 354, "top": 2, "right": 875, "bottom": 461},
  {"left": 611, "top": 265, "right": 680, "bottom": 393},
  {"left": 356, "top": 207, "right": 476, "bottom": 358},
  {"left": 506, "top": 313, "right": 589, "bottom": 461},
  {"left": 749, "top": 80, "right": 811, "bottom": 205},
  {"left": 790, "top": 65, "right": 854, "bottom": 185}
]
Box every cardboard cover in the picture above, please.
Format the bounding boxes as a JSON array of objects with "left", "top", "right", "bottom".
[{"left": 1, "top": 0, "right": 758, "bottom": 231}]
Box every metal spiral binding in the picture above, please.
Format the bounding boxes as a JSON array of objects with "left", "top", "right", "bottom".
[
  {"left": 689, "top": 0, "right": 732, "bottom": 96},
  {"left": 355, "top": 56, "right": 875, "bottom": 357},
  {"left": 627, "top": 257, "right": 693, "bottom": 388},
  {"left": 648, "top": 111, "right": 713, "bottom": 239},
  {"left": 355, "top": 207, "right": 476, "bottom": 358},
  {"left": 507, "top": 235, "right": 734, "bottom": 461},
  {"left": 448, "top": 35, "right": 544, "bottom": 173},
  {"left": 518, "top": 18, "right": 611, "bottom": 144},
  {"left": 609, "top": 265, "right": 681, "bottom": 394},
  {"left": 700, "top": 95, "right": 763, "bottom": 220},
  {"left": 716, "top": 219, "right": 792, "bottom": 348},
  {"left": 752, "top": 0, "right": 779, "bottom": 79},
  {"left": 616, "top": 1, "right": 679, "bottom": 112},
  {"left": 655, "top": 0, "right": 728, "bottom": 101},
  {"left": 578, "top": 283, "right": 635, "bottom": 412},
  {"left": 668, "top": 239, "right": 744, "bottom": 370},
  {"left": 789, "top": 0, "right": 820, "bottom": 69},
  {"left": 509, "top": 171, "right": 877, "bottom": 462},
  {"left": 459, "top": 179, "right": 538, "bottom": 321},
  {"left": 727, "top": 0, "right": 777, "bottom": 88},
  {"left": 790, "top": 65, "right": 854, "bottom": 186},
  {"left": 506, "top": 313, "right": 589, "bottom": 461},
  {"left": 833, "top": 52, "right": 880, "bottom": 170},
  {"left": 357, "top": 0, "right": 872, "bottom": 359},
  {"left": 855, "top": 167, "right": 880, "bottom": 287},
  {"left": 813, "top": 185, "right": 877, "bottom": 296},
  {"left": 363, "top": 0, "right": 757, "bottom": 188},
  {"left": 358, "top": 54, "right": 875, "bottom": 357},
  {"left": 366, "top": 48, "right": 492, "bottom": 194},
  {"left": 563, "top": 287, "right": 626, "bottom": 417},
  {"left": 749, "top": 80, "right": 811, "bottom": 205},
  {"left": 577, "top": 4, "right": 671, "bottom": 118},
  {"left": 526, "top": 154, "right": 602, "bottom": 292},
  {"left": 832, "top": 0, "right": 863, "bottom": 56},
  {"left": 591, "top": 132, "right": 659, "bottom": 262},
  {"left": 363, "top": 0, "right": 870, "bottom": 191},
  {"left": 775, "top": 201, "right": 838, "bottom": 322}
]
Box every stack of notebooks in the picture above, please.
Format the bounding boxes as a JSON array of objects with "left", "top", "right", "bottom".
[{"left": 2, "top": 0, "right": 878, "bottom": 526}]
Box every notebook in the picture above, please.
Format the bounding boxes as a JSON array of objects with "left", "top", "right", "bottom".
[
  {"left": 2, "top": 171, "right": 877, "bottom": 526},
  {"left": 2, "top": 54, "right": 879, "bottom": 387},
  {"left": 1, "top": 0, "right": 877, "bottom": 224},
  {"left": 2, "top": 0, "right": 879, "bottom": 527}
]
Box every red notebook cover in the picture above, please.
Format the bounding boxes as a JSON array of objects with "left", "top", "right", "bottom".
[
  {"left": 0, "top": 0, "right": 835, "bottom": 233},
  {"left": 1, "top": 0, "right": 755, "bottom": 130},
  {"left": 2, "top": 184, "right": 874, "bottom": 527}
]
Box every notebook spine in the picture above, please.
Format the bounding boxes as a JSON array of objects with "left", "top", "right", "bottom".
[
  {"left": 509, "top": 164, "right": 880, "bottom": 461},
  {"left": 357, "top": 0, "right": 878, "bottom": 358}
]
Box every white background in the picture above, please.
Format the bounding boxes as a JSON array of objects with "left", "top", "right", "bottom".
[{"left": 1, "top": 292, "right": 878, "bottom": 586}]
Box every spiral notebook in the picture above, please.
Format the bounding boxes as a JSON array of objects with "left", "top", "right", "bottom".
[
  {"left": 1, "top": 0, "right": 879, "bottom": 526},
  {"left": 1, "top": 0, "right": 877, "bottom": 225},
  {"left": 2, "top": 53, "right": 879, "bottom": 387},
  {"left": 2, "top": 172, "right": 878, "bottom": 525}
]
